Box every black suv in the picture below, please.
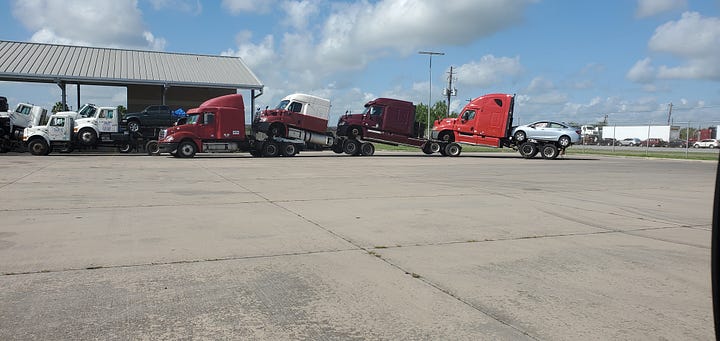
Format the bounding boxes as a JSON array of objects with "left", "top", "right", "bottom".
[{"left": 122, "top": 105, "right": 175, "bottom": 132}]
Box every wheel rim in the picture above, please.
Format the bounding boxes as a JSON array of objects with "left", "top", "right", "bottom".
[
  {"left": 521, "top": 144, "right": 533, "bottom": 155},
  {"left": 128, "top": 122, "right": 139, "bottom": 132},
  {"left": 80, "top": 131, "right": 94, "bottom": 144},
  {"left": 430, "top": 142, "right": 440, "bottom": 153},
  {"left": 284, "top": 145, "right": 295, "bottom": 155},
  {"left": 515, "top": 131, "right": 525, "bottom": 141},
  {"left": 266, "top": 144, "right": 278, "bottom": 155},
  {"left": 559, "top": 136, "right": 570, "bottom": 147},
  {"left": 31, "top": 142, "right": 44, "bottom": 154},
  {"left": 181, "top": 144, "right": 194, "bottom": 156},
  {"left": 440, "top": 133, "right": 451, "bottom": 142},
  {"left": 345, "top": 142, "right": 358, "bottom": 154},
  {"left": 543, "top": 146, "right": 556, "bottom": 158}
]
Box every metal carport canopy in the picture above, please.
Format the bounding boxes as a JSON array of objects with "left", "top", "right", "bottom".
[{"left": 0, "top": 40, "right": 263, "bottom": 107}]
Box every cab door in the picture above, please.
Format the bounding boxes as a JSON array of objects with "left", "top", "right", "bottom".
[
  {"left": 197, "top": 112, "right": 217, "bottom": 139},
  {"left": 455, "top": 109, "right": 477, "bottom": 144},
  {"left": 47, "top": 116, "right": 72, "bottom": 142},
  {"left": 97, "top": 109, "right": 118, "bottom": 133}
]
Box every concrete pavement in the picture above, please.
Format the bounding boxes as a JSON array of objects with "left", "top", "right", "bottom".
[{"left": 0, "top": 151, "right": 716, "bottom": 340}]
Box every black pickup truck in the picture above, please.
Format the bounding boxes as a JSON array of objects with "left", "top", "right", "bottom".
[{"left": 122, "top": 105, "right": 180, "bottom": 132}]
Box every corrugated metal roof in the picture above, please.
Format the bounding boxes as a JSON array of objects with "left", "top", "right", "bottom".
[{"left": 0, "top": 40, "right": 263, "bottom": 90}]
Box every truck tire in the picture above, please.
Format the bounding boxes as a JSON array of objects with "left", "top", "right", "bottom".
[
  {"left": 268, "top": 123, "right": 284, "bottom": 138},
  {"left": 438, "top": 131, "right": 453, "bottom": 142},
  {"left": 118, "top": 143, "right": 132, "bottom": 153},
  {"left": 127, "top": 120, "right": 140, "bottom": 132},
  {"left": 250, "top": 149, "right": 262, "bottom": 157},
  {"left": 422, "top": 143, "right": 433, "bottom": 154},
  {"left": 540, "top": 143, "right": 559, "bottom": 159},
  {"left": 145, "top": 140, "right": 160, "bottom": 156},
  {"left": 281, "top": 143, "right": 297, "bottom": 156},
  {"left": 177, "top": 141, "right": 197, "bottom": 158},
  {"left": 348, "top": 126, "right": 361, "bottom": 138},
  {"left": 262, "top": 141, "right": 280, "bottom": 157},
  {"left": 28, "top": 139, "right": 49, "bottom": 156},
  {"left": 332, "top": 140, "right": 344, "bottom": 154},
  {"left": 360, "top": 142, "right": 375, "bottom": 156},
  {"left": 518, "top": 142, "right": 538, "bottom": 159},
  {"left": 445, "top": 142, "right": 461, "bottom": 157},
  {"left": 343, "top": 139, "right": 360, "bottom": 155},
  {"left": 77, "top": 128, "right": 97, "bottom": 146}
]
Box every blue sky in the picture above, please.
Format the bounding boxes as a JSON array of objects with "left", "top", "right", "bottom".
[{"left": 1, "top": 0, "right": 719, "bottom": 126}]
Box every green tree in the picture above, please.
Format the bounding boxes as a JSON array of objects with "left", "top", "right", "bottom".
[
  {"left": 680, "top": 127, "right": 697, "bottom": 140},
  {"left": 116, "top": 105, "right": 127, "bottom": 118},
  {"left": 52, "top": 102, "right": 67, "bottom": 113},
  {"left": 415, "top": 100, "right": 449, "bottom": 128}
]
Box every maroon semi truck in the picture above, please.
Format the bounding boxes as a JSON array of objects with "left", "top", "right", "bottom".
[
  {"left": 158, "top": 94, "right": 319, "bottom": 158},
  {"left": 335, "top": 98, "right": 427, "bottom": 156},
  {"left": 337, "top": 93, "right": 567, "bottom": 158}
]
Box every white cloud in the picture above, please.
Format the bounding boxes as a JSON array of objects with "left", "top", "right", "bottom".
[
  {"left": 222, "top": 0, "right": 275, "bottom": 14},
  {"left": 626, "top": 58, "right": 656, "bottom": 83},
  {"left": 636, "top": 0, "right": 686, "bottom": 18},
  {"left": 629, "top": 12, "right": 720, "bottom": 83},
  {"left": 11, "top": 0, "right": 166, "bottom": 50},
  {"left": 282, "top": 0, "right": 320, "bottom": 30},
  {"left": 455, "top": 55, "right": 523, "bottom": 88}
]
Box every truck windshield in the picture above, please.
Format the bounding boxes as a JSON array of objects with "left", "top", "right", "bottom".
[
  {"left": 275, "top": 100, "right": 290, "bottom": 110},
  {"left": 77, "top": 105, "right": 97, "bottom": 118},
  {"left": 362, "top": 106, "right": 383, "bottom": 116},
  {"left": 186, "top": 114, "right": 200, "bottom": 124}
]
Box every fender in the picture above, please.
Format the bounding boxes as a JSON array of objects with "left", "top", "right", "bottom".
[{"left": 163, "top": 130, "right": 203, "bottom": 152}]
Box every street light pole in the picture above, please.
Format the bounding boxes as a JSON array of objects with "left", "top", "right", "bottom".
[{"left": 418, "top": 51, "right": 444, "bottom": 138}]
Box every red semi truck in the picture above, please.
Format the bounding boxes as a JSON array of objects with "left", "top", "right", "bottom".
[
  {"left": 158, "top": 93, "right": 336, "bottom": 158},
  {"left": 253, "top": 93, "right": 336, "bottom": 151},
  {"left": 337, "top": 93, "right": 568, "bottom": 158}
]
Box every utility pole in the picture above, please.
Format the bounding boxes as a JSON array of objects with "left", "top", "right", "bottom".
[
  {"left": 667, "top": 102, "right": 673, "bottom": 125},
  {"left": 443, "top": 66, "right": 457, "bottom": 117},
  {"left": 418, "top": 51, "right": 444, "bottom": 137}
]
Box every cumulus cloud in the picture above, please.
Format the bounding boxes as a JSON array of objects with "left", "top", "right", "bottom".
[
  {"left": 454, "top": 55, "right": 523, "bottom": 88},
  {"left": 629, "top": 12, "right": 720, "bottom": 83},
  {"left": 636, "top": 0, "right": 686, "bottom": 18},
  {"left": 626, "top": 58, "right": 656, "bottom": 83},
  {"left": 11, "top": 0, "right": 166, "bottom": 50},
  {"left": 282, "top": 0, "right": 320, "bottom": 30},
  {"left": 316, "top": 0, "right": 535, "bottom": 67}
]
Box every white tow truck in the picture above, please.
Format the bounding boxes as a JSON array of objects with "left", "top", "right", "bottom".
[{"left": 0, "top": 98, "right": 50, "bottom": 152}]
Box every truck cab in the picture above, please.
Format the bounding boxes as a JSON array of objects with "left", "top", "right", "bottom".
[
  {"left": 432, "top": 93, "right": 514, "bottom": 148},
  {"left": 1, "top": 102, "right": 50, "bottom": 152},
  {"left": 23, "top": 113, "right": 75, "bottom": 155},
  {"left": 158, "top": 94, "right": 247, "bottom": 158},
  {"left": 72, "top": 104, "right": 120, "bottom": 146},
  {"left": 255, "top": 93, "right": 330, "bottom": 137},
  {"left": 337, "top": 98, "right": 420, "bottom": 139}
]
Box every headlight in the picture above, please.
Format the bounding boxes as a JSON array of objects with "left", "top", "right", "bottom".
[{"left": 166, "top": 136, "right": 174, "bottom": 142}]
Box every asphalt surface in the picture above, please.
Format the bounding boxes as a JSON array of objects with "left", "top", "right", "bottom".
[{"left": 0, "top": 150, "right": 716, "bottom": 340}]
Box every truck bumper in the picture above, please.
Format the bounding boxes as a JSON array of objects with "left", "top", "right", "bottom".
[{"left": 158, "top": 142, "right": 179, "bottom": 154}]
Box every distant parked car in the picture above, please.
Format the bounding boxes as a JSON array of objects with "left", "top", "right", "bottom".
[
  {"left": 692, "top": 139, "right": 720, "bottom": 148},
  {"left": 599, "top": 138, "right": 617, "bottom": 146},
  {"left": 122, "top": 105, "right": 178, "bottom": 132},
  {"left": 667, "top": 140, "right": 687, "bottom": 148},
  {"left": 639, "top": 138, "right": 666, "bottom": 147},
  {"left": 511, "top": 121, "right": 581, "bottom": 147},
  {"left": 618, "top": 138, "right": 642, "bottom": 146}
]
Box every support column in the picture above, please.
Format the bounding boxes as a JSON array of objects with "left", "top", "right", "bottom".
[
  {"left": 162, "top": 84, "right": 169, "bottom": 105},
  {"left": 76, "top": 83, "right": 81, "bottom": 110},
  {"left": 56, "top": 80, "right": 67, "bottom": 110}
]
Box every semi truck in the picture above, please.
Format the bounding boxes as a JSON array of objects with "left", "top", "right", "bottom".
[
  {"left": 0, "top": 98, "right": 49, "bottom": 153},
  {"left": 253, "top": 93, "right": 336, "bottom": 151},
  {"left": 22, "top": 104, "right": 163, "bottom": 155},
  {"left": 337, "top": 93, "right": 568, "bottom": 158},
  {"left": 159, "top": 93, "right": 342, "bottom": 158}
]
